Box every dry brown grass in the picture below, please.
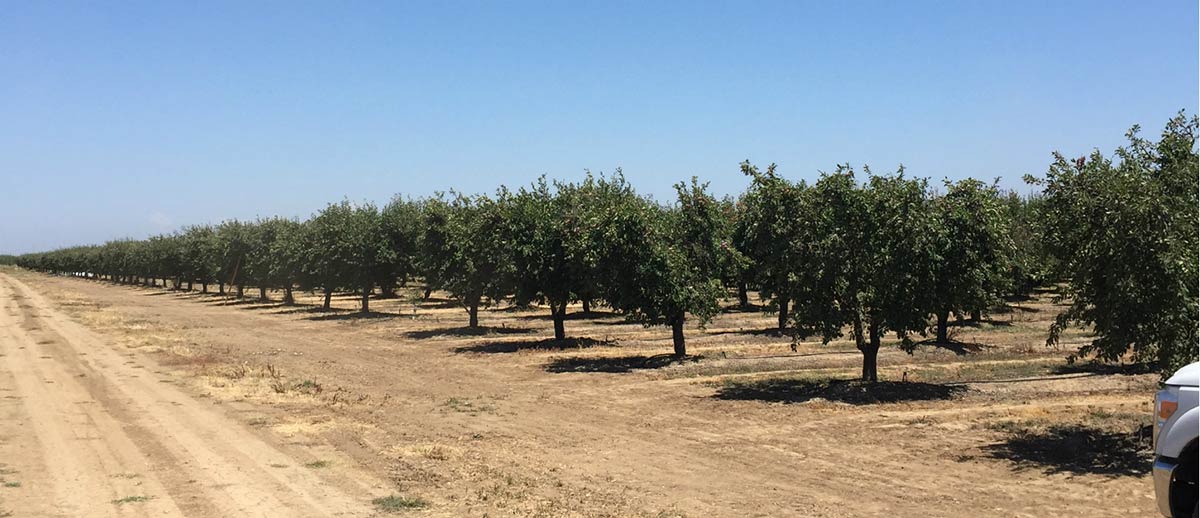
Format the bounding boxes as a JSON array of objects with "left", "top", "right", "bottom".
[{"left": 12, "top": 270, "right": 1163, "bottom": 518}]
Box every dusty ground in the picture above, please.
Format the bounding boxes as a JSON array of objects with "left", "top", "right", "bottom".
[{"left": 0, "top": 268, "right": 1161, "bottom": 517}]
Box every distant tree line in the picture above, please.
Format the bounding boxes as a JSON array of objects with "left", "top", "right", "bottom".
[{"left": 14, "top": 113, "right": 1197, "bottom": 378}]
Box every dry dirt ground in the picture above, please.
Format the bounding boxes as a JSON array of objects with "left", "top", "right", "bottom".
[{"left": 0, "top": 268, "right": 1162, "bottom": 517}]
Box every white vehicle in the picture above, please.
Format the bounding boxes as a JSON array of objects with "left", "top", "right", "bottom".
[{"left": 1154, "top": 362, "right": 1199, "bottom": 517}]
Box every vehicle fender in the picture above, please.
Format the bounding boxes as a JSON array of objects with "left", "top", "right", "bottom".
[{"left": 1160, "top": 404, "right": 1199, "bottom": 459}]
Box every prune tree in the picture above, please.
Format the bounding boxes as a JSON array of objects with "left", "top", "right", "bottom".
[
  {"left": 145, "top": 234, "right": 182, "bottom": 288},
  {"left": 243, "top": 218, "right": 296, "bottom": 301},
  {"left": 571, "top": 171, "right": 637, "bottom": 314},
  {"left": 1002, "top": 191, "right": 1053, "bottom": 297},
  {"left": 267, "top": 218, "right": 307, "bottom": 305},
  {"left": 603, "top": 179, "right": 725, "bottom": 356},
  {"left": 181, "top": 225, "right": 219, "bottom": 292},
  {"left": 377, "top": 197, "right": 422, "bottom": 298},
  {"left": 929, "top": 178, "right": 1014, "bottom": 343},
  {"left": 1029, "top": 112, "right": 1199, "bottom": 374},
  {"left": 504, "top": 177, "right": 598, "bottom": 340},
  {"left": 416, "top": 196, "right": 452, "bottom": 301},
  {"left": 215, "top": 220, "right": 253, "bottom": 297},
  {"left": 304, "top": 201, "right": 394, "bottom": 312},
  {"left": 790, "top": 167, "right": 938, "bottom": 381},
  {"left": 716, "top": 195, "right": 751, "bottom": 308},
  {"left": 423, "top": 193, "right": 513, "bottom": 327},
  {"left": 737, "top": 161, "right": 807, "bottom": 328}
]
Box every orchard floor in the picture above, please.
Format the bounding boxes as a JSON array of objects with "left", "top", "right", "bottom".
[{"left": 0, "top": 268, "right": 1161, "bottom": 517}]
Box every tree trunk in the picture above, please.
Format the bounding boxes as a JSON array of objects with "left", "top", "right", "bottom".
[
  {"left": 777, "top": 298, "right": 790, "bottom": 330},
  {"left": 970, "top": 309, "right": 981, "bottom": 322},
  {"left": 936, "top": 310, "right": 949, "bottom": 343},
  {"left": 862, "top": 318, "right": 881, "bottom": 382},
  {"left": 187, "top": 281, "right": 193, "bottom": 291},
  {"left": 380, "top": 284, "right": 396, "bottom": 299},
  {"left": 551, "top": 302, "right": 566, "bottom": 341},
  {"left": 671, "top": 315, "right": 686, "bottom": 357},
  {"left": 738, "top": 282, "right": 749, "bottom": 308},
  {"left": 236, "top": 284, "right": 244, "bottom": 299},
  {"left": 259, "top": 286, "right": 268, "bottom": 302},
  {"left": 202, "top": 282, "right": 208, "bottom": 294},
  {"left": 468, "top": 301, "right": 479, "bottom": 328},
  {"left": 581, "top": 299, "right": 591, "bottom": 314},
  {"left": 283, "top": 286, "right": 294, "bottom": 305},
  {"left": 361, "top": 284, "right": 371, "bottom": 313},
  {"left": 423, "top": 287, "right": 433, "bottom": 300},
  {"left": 323, "top": 287, "right": 333, "bottom": 309},
  {"left": 852, "top": 312, "right": 867, "bottom": 373},
  {"left": 218, "top": 281, "right": 225, "bottom": 295},
  {"left": 174, "top": 277, "right": 182, "bottom": 290}
]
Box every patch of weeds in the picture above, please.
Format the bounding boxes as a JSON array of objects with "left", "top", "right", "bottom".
[
  {"left": 112, "top": 495, "right": 153, "bottom": 505},
  {"left": 268, "top": 463, "right": 288, "bottom": 468},
  {"left": 293, "top": 380, "right": 322, "bottom": 395},
  {"left": 246, "top": 417, "right": 270, "bottom": 427},
  {"left": 443, "top": 397, "right": 496, "bottom": 414},
  {"left": 372, "top": 494, "right": 428, "bottom": 512},
  {"left": 304, "top": 460, "right": 330, "bottom": 469},
  {"left": 421, "top": 445, "right": 448, "bottom": 461},
  {"left": 906, "top": 415, "right": 936, "bottom": 426},
  {"left": 2, "top": 481, "right": 18, "bottom": 488},
  {"left": 911, "top": 359, "right": 1059, "bottom": 383},
  {"left": 228, "top": 363, "right": 248, "bottom": 379},
  {"left": 987, "top": 418, "right": 1052, "bottom": 434}
]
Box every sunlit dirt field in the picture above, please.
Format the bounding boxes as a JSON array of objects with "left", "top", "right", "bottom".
[{"left": 0, "top": 267, "right": 1160, "bottom": 517}]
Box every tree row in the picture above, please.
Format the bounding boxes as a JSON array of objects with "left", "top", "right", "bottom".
[{"left": 15, "top": 112, "right": 1197, "bottom": 379}]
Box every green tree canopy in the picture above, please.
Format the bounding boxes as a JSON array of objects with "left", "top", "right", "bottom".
[
  {"left": 503, "top": 177, "right": 596, "bottom": 340},
  {"left": 305, "top": 201, "right": 395, "bottom": 312},
  {"left": 790, "top": 166, "right": 938, "bottom": 381},
  {"left": 1030, "top": 112, "right": 1199, "bottom": 374},
  {"left": 603, "top": 178, "right": 725, "bottom": 356},
  {"left": 736, "top": 161, "right": 808, "bottom": 329},
  {"left": 422, "top": 193, "right": 513, "bottom": 327},
  {"left": 929, "top": 178, "right": 1014, "bottom": 342}
]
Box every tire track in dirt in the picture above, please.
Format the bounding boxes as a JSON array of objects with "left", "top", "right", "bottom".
[{"left": 0, "top": 273, "right": 381, "bottom": 517}]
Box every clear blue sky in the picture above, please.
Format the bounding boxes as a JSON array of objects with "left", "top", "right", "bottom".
[{"left": 2, "top": 1, "right": 1196, "bottom": 254}]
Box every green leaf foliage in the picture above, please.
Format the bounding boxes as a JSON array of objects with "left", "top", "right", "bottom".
[{"left": 1030, "top": 112, "right": 1199, "bottom": 374}]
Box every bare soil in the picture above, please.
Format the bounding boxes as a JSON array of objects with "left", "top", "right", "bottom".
[{"left": 0, "top": 269, "right": 1160, "bottom": 517}]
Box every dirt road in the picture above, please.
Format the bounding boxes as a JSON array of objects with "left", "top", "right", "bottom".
[{"left": 0, "top": 273, "right": 385, "bottom": 517}]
